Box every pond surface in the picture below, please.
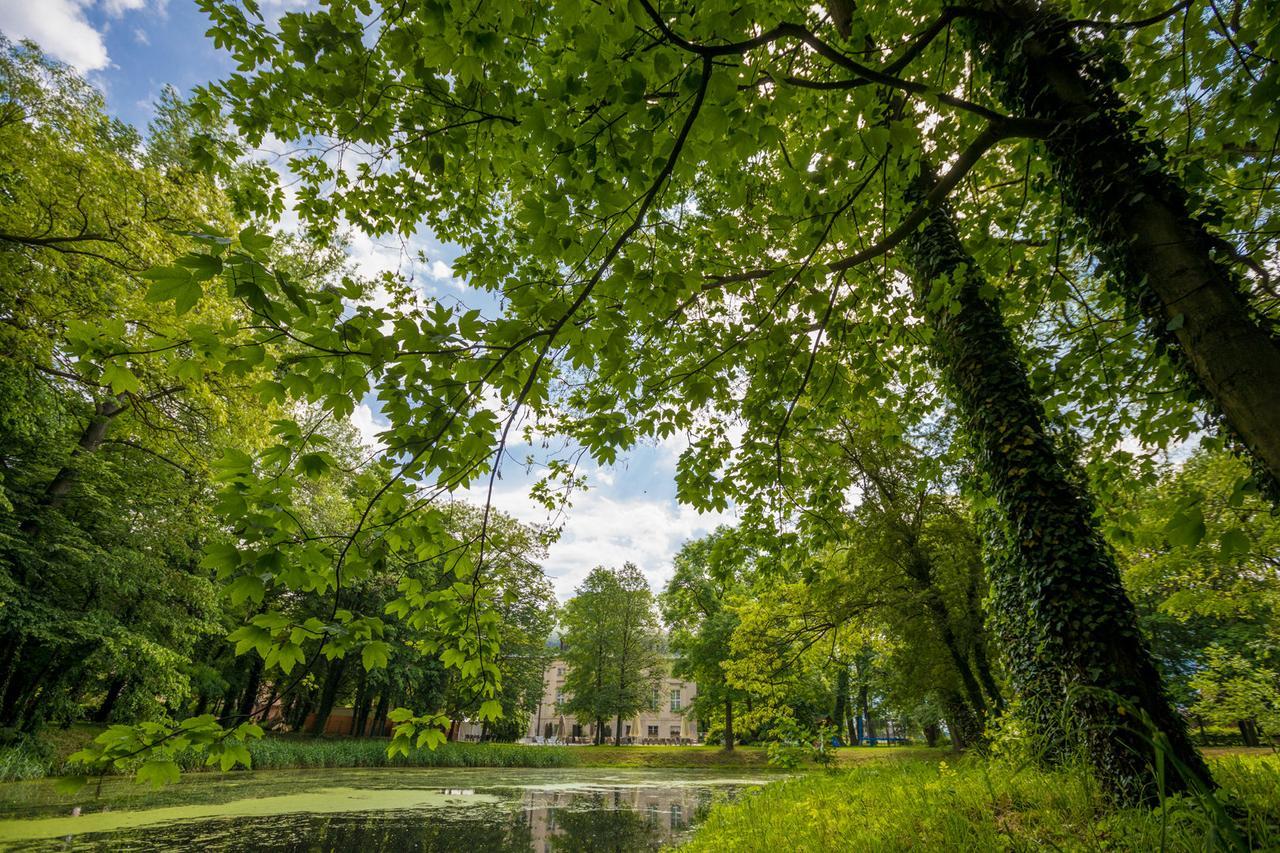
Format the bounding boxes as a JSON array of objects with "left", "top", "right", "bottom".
[{"left": 0, "top": 767, "right": 772, "bottom": 851}]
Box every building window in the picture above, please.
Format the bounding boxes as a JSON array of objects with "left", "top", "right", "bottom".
[
  {"left": 670, "top": 726, "right": 681, "bottom": 739},
  {"left": 555, "top": 691, "right": 565, "bottom": 706},
  {"left": 571, "top": 724, "right": 582, "bottom": 738},
  {"left": 557, "top": 667, "right": 564, "bottom": 676},
  {"left": 670, "top": 688, "right": 681, "bottom": 712},
  {"left": 647, "top": 725, "right": 658, "bottom": 737}
]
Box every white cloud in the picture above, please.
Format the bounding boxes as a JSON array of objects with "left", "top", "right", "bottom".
[
  {"left": 468, "top": 478, "right": 735, "bottom": 601},
  {"left": 0, "top": 0, "right": 109, "bottom": 71},
  {"left": 347, "top": 230, "right": 416, "bottom": 281},
  {"left": 425, "top": 258, "right": 467, "bottom": 291},
  {"left": 0, "top": 0, "right": 166, "bottom": 72},
  {"left": 132, "top": 26, "right": 147, "bottom": 45},
  {"left": 101, "top": 0, "right": 147, "bottom": 15},
  {"left": 349, "top": 402, "right": 388, "bottom": 452}
]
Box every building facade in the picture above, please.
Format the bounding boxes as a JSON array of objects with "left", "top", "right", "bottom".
[{"left": 524, "top": 657, "right": 700, "bottom": 744}]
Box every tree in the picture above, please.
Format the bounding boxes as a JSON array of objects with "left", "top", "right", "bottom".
[
  {"left": 1108, "top": 448, "right": 1280, "bottom": 746},
  {"left": 660, "top": 528, "right": 749, "bottom": 750},
  {"left": 560, "top": 564, "right": 665, "bottom": 745},
  {"left": 436, "top": 503, "right": 557, "bottom": 739},
  {"left": 74, "top": 0, "right": 1279, "bottom": 798},
  {"left": 0, "top": 38, "right": 266, "bottom": 734}
]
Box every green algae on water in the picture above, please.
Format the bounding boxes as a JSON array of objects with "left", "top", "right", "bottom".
[{"left": 0, "top": 786, "right": 500, "bottom": 843}]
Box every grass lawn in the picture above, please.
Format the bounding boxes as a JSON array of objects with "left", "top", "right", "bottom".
[
  {"left": 679, "top": 753, "right": 1280, "bottom": 852},
  {"left": 566, "top": 743, "right": 939, "bottom": 768}
]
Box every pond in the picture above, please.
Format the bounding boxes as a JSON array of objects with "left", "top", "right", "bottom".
[{"left": 0, "top": 767, "right": 772, "bottom": 851}]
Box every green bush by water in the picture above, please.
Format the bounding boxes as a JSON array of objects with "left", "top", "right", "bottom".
[
  {"left": 4, "top": 734, "right": 573, "bottom": 780},
  {"left": 678, "top": 756, "right": 1280, "bottom": 852}
]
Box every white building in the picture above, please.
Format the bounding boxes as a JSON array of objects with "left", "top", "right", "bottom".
[{"left": 525, "top": 657, "right": 700, "bottom": 744}]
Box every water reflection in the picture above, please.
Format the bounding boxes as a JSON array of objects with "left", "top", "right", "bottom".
[{"left": 0, "top": 769, "right": 754, "bottom": 852}]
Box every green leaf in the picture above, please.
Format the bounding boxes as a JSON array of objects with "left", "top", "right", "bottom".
[
  {"left": 136, "top": 759, "right": 180, "bottom": 789},
  {"left": 143, "top": 265, "right": 203, "bottom": 314},
  {"left": 1165, "top": 508, "right": 1206, "bottom": 548},
  {"left": 362, "top": 640, "right": 390, "bottom": 671},
  {"left": 416, "top": 726, "right": 446, "bottom": 750},
  {"left": 1218, "top": 528, "right": 1250, "bottom": 557},
  {"left": 228, "top": 574, "right": 266, "bottom": 606},
  {"left": 200, "top": 542, "right": 241, "bottom": 575},
  {"left": 101, "top": 362, "right": 141, "bottom": 395}
]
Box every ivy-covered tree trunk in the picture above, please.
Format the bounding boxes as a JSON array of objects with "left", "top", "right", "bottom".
[
  {"left": 902, "top": 173, "right": 1211, "bottom": 802},
  {"left": 979, "top": 512, "right": 1067, "bottom": 761},
  {"left": 942, "top": 691, "right": 983, "bottom": 749},
  {"left": 963, "top": 559, "right": 1006, "bottom": 716},
  {"left": 970, "top": 1, "right": 1280, "bottom": 491}
]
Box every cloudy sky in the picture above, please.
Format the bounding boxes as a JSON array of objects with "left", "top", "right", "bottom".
[{"left": 0, "top": 0, "right": 737, "bottom": 599}]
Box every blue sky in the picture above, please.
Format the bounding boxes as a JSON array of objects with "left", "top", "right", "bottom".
[{"left": 0, "top": 0, "right": 736, "bottom": 598}]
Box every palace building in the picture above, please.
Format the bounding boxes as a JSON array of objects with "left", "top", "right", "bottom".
[{"left": 524, "top": 657, "right": 700, "bottom": 744}]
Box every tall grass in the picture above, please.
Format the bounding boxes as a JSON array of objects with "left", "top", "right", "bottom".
[
  {"left": 678, "top": 755, "right": 1280, "bottom": 852},
  {"left": 0, "top": 744, "right": 51, "bottom": 782}
]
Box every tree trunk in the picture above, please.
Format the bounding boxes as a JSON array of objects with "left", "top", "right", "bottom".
[
  {"left": 614, "top": 712, "right": 623, "bottom": 746},
  {"left": 971, "top": 1, "right": 1280, "bottom": 492},
  {"left": 905, "top": 551, "right": 990, "bottom": 734},
  {"left": 369, "top": 692, "right": 390, "bottom": 737},
  {"left": 237, "top": 656, "right": 264, "bottom": 721},
  {"left": 971, "top": 638, "right": 1005, "bottom": 717},
  {"left": 901, "top": 166, "right": 1212, "bottom": 803},
  {"left": 92, "top": 676, "right": 127, "bottom": 723},
  {"left": 1238, "top": 719, "right": 1261, "bottom": 748},
  {"left": 309, "top": 657, "right": 345, "bottom": 736},
  {"left": 942, "top": 692, "right": 982, "bottom": 751},
  {"left": 981, "top": 511, "right": 1066, "bottom": 761},
  {"left": 723, "top": 696, "right": 735, "bottom": 751},
  {"left": 20, "top": 395, "right": 129, "bottom": 537},
  {"left": 349, "top": 669, "right": 368, "bottom": 735},
  {"left": 832, "top": 665, "right": 849, "bottom": 746},
  {"left": 353, "top": 688, "right": 375, "bottom": 737},
  {"left": 860, "top": 683, "right": 875, "bottom": 742}
]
